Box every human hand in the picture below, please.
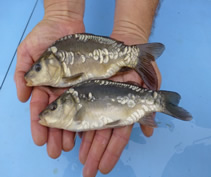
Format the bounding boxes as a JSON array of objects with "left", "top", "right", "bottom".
[
  {"left": 79, "top": 34, "right": 161, "bottom": 177},
  {"left": 14, "top": 0, "right": 85, "bottom": 158},
  {"left": 14, "top": 0, "right": 160, "bottom": 176},
  {"left": 79, "top": 0, "right": 161, "bottom": 176}
]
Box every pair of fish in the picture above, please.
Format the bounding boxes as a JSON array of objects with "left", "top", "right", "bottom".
[{"left": 25, "top": 33, "right": 192, "bottom": 132}]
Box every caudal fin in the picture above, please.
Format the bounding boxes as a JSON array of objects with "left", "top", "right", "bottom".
[
  {"left": 135, "top": 43, "right": 165, "bottom": 90},
  {"left": 160, "top": 91, "right": 192, "bottom": 121}
]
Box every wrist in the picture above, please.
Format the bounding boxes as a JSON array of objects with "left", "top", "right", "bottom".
[
  {"left": 44, "top": 0, "right": 85, "bottom": 24},
  {"left": 112, "top": 0, "right": 159, "bottom": 45},
  {"left": 111, "top": 28, "right": 148, "bottom": 45}
]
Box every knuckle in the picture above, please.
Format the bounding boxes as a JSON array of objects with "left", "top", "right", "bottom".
[
  {"left": 106, "top": 148, "right": 120, "bottom": 159},
  {"left": 89, "top": 152, "right": 101, "bottom": 163},
  {"left": 82, "top": 131, "right": 95, "bottom": 145},
  {"left": 95, "top": 132, "right": 110, "bottom": 146},
  {"left": 112, "top": 131, "right": 130, "bottom": 145}
]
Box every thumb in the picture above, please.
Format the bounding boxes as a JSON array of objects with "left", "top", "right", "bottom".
[{"left": 14, "top": 42, "right": 33, "bottom": 102}]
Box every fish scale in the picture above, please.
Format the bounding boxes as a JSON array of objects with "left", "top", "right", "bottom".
[
  {"left": 39, "top": 79, "right": 192, "bottom": 132},
  {"left": 25, "top": 33, "right": 165, "bottom": 90}
]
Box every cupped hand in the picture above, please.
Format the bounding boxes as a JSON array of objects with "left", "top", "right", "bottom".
[
  {"left": 80, "top": 34, "right": 161, "bottom": 177},
  {"left": 15, "top": 20, "right": 161, "bottom": 176},
  {"left": 14, "top": 18, "right": 85, "bottom": 158},
  {"left": 15, "top": 0, "right": 160, "bottom": 176},
  {"left": 80, "top": 0, "right": 161, "bottom": 175}
]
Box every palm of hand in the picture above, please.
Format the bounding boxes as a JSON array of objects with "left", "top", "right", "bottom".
[
  {"left": 15, "top": 19, "right": 85, "bottom": 157},
  {"left": 79, "top": 69, "right": 158, "bottom": 176}
]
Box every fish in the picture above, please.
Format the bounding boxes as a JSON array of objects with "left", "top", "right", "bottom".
[
  {"left": 24, "top": 33, "right": 165, "bottom": 90},
  {"left": 39, "top": 79, "right": 192, "bottom": 132}
]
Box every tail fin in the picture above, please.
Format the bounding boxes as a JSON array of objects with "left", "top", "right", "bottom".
[
  {"left": 160, "top": 91, "right": 192, "bottom": 121},
  {"left": 135, "top": 43, "right": 165, "bottom": 90}
]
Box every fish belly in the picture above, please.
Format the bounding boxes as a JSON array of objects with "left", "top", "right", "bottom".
[
  {"left": 62, "top": 57, "right": 123, "bottom": 86},
  {"left": 69, "top": 97, "right": 154, "bottom": 132}
]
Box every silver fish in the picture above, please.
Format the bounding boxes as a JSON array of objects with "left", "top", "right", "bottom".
[
  {"left": 24, "top": 33, "right": 165, "bottom": 90},
  {"left": 39, "top": 80, "right": 192, "bottom": 132}
]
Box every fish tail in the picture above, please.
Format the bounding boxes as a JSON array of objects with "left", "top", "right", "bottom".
[
  {"left": 160, "top": 91, "right": 192, "bottom": 121},
  {"left": 135, "top": 43, "right": 165, "bottom": 90}
]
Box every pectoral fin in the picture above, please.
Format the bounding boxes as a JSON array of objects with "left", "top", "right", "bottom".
[
  {"left": 73, "top": 106, "right": 85, "bottom": 123},
  {"left": 105, "top": 119, "right": 121, "bottom": 126},
  {"left": 62, "top": 73, "right": 84, "bottom": 83}
]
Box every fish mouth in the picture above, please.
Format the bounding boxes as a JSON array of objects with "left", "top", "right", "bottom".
[
  {"left": 25, "top": 80, "right": 33, "bottom": 86},
  {"left": 39, "top": 110, "right": 49, "bottom": 126},
  {"left": 39, "top": 118, "right": 48, "bottom": 126},
  {"left": 24, "top": 75, "right": 34, "bottom": 86},
  {"left": 24, "top": 71, "right": 36, "bottom": 86}
]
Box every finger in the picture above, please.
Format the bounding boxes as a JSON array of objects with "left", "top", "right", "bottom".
[
  {"left": 62, "top": 130, "right": 76, "bottom": 152},
  {"left": 14, "top": 70, "right": 32, "bottom": 102},
  {"left": 151, "top": 61, "right": 162, "bottom": 88},
  {"left": 45, "top": 88, "right": 64, "bottom": 158},
  {"left": 140, "top": 61, "right": 161, "bottom": 137},
  {"left": 15, "top": 43, "right": 34, "bottom": 102},
  {"left": 99, "top": 125, "right": 133, "bottom": 174},
  {"left": 78, "top": 132, "right": 83, "bottom": 139},
  {"left": 140, "top": 124, "right": 154, "bottom": 137},
  {"left": 122, "top": 70, "right": 143, "bottom": 84},
  {"left": 47, "top": 128, "right": 62, "bottom": 159},
  {"left": 111, "top": 70, "right": 143, "bottom": 85},
  {"left": 30, "top": 87, "right": 48, "bottom": 146},
  {"left": 79, "top": 131, "right": 95, "bottom": 164},
  {"left": 83, "top": 129, "right": 112, "bottom": 177}
]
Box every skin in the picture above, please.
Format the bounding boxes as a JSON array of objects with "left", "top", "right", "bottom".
[{"left": 14, "top": 0, "right": 161, "bottom": 176}]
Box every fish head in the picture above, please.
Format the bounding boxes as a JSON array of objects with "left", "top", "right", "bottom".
[
  {"left": 39, "top": 92, "right": 78, "bottom": 129},
  {"left": 24, "top": 51, "right": 63, "bottom": 86}
]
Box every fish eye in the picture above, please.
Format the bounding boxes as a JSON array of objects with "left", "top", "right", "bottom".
[
  {"left": 49, "top": 103, "right": 57, "bottom": 111},
  {"left": 34, "top": 63, "right": 42, "bottom": 72}
]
